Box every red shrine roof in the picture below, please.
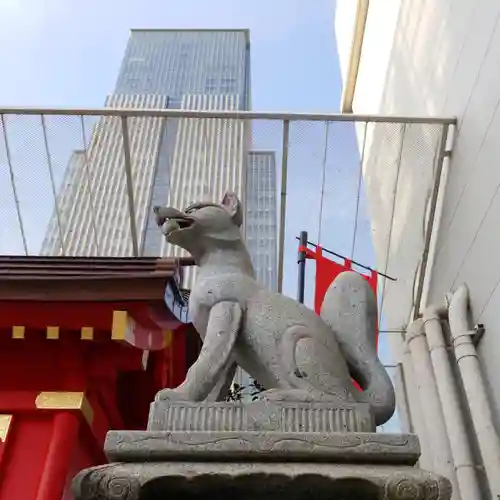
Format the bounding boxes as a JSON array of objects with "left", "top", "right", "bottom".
[
  {"left": 0, "top": 255, "right": 195, "bottom": 301},
  {"left": 0, "top": 255, "right": 195, "bottom": 350}
]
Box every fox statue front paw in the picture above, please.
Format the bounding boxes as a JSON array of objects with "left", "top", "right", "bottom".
[{"left": 155, "top": 388, "right": 193, "bottom": 402}]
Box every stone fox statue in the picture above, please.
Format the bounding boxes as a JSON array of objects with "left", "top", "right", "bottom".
[{"left": 154, "top": 192, "right": 395, "bottom": 426}]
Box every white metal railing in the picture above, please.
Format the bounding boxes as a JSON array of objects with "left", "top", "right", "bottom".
[
  {"left": 0, "top": 107, "right": 455, "bottom": 322},
  {"left": 0, "top": 107, "right": 456, "bottom": 435},
  {"left": 0, "top": 106, "right": 456, "bottom": 122}
]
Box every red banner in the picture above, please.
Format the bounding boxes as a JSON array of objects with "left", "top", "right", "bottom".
[
  {"left": 299, "top": 246, "right": 378, "bottom": 315},
  {"left": 299, "top": 245, "right": 379, "bottom": 391}
]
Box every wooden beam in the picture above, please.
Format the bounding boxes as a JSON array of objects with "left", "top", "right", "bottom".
[
  {"left": 46, "top": 326, "right": 59, "bottom": 340},
  {"left": 12, "top": 326, "right": 25, "bottom": 339},
  {"left": 80, "top": 327, "right": 94, "bottom": 340},
  {"left": 111, "top": 310, "right": 128, "bottom": 341}
]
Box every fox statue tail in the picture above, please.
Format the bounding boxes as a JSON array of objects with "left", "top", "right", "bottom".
[{"left": 320, "top": 271, "right": 396, "bottom": 426}]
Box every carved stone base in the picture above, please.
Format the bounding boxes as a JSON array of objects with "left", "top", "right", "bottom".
[
  {"left": 71, "top": 401, "right": 452, "bottom": 499},
  {"left": 105, "top": 430, "right": 420, "bottom": 464},
  {"left": 72, "top": 461, "right": 452, "bottom": 499},
  {"left": 148, "top": 398, "right": 375, "bottom": 433}
]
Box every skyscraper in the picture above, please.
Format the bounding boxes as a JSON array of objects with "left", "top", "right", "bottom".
[
  {"left": 42, "top": 30, "right": 251, "bottom": 263},
  {"left": 114, "top": 29, "right": 250, "bottom": 104},
  {"left": 41, "top": 28, "right": 276, "bottom": 290},
  {"left": 246, "top": 151, "right": 278, "bottom": 291}
]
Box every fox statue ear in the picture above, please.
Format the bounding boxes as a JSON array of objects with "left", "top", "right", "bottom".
[{"left": 221, "top": 191, "right": 243, "bottom": 227}]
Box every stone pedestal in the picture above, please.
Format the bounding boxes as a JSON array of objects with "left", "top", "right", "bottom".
[
  {"left": 72, "top": 400, "right": 452, "bottom": 499},
  {"left": 148, "top": 398, "right": 376, "bottom": 433}
]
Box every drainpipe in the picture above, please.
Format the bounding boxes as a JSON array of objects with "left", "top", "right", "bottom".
[
  {"left": 406, "top": 318, "right": 460, "bottom": 498},
  {"left": 393, "top": 361, "right": 411, "bottom": 433},
  {"left": 424, "top": 306, "right": 481, "bottom": 500},
  {"left": 448, "top": 284, "right": 500, "bottom": 499},
  {"left": 401, "top": 344, "right": 432, "bottom": 469}
]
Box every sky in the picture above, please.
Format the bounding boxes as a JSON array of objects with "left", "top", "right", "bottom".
[
  {"left": 0, "top": 0, "right": 339, "bottom": 111},
  {"left": 0, "top": 0, "right": 399, "bottom": 429},
  {"left": 0, "top": 0, "right": 358, "bottom": 293}
]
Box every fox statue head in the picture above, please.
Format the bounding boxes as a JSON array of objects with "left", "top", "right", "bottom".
[{"left": 153, "top": 192, "right": 244, "bottom": 259}]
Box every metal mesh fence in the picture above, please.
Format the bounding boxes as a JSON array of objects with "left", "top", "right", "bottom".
[
  {"left": 0, "top": 110, "right": 451, "bottom": 426},
  {"left": 0, "top": 109, "right": 450, "bottom": 315},
  {"left": 363, "top": 121, "right": 444, "bottom": 328}
]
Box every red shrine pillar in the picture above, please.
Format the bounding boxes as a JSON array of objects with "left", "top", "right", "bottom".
[{"left": 0, "top": 301, "right": 195, "bottom": 500}]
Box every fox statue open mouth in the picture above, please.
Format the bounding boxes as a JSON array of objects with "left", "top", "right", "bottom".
[
  {"left": 153, "top": 207, "right": 194, "bottom": 238},
  {"left": 153, "top": 191, "right": 395, "bottom": 426}
]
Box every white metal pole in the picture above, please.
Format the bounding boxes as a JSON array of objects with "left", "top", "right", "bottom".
[
  {"left": 0, "top": 107, "right": 458, "bottom": 124},
  {"left": 406, "top": 318, "right": 460, "bottom": 499},
  {"left": 401, "top": 344, "right": 432, "bottom": 469},
  {"left": 449, "top": 284, "right": 500, "bottom": 499},
  {"left": 414, "top": 124, "right": 450, "bottom": 319},
  {"left": 393, "top": 362, "right": 411, "bottom": 433},
  {"left": 424, "top": 307, "right": 481, "bottom": 500},
  {"left": 277, "top": 120, "right": 289, "bottom": 294}
]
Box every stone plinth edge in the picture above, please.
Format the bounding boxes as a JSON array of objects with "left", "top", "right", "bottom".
[
  {"left": 105, "top": 430, "right": 420, "bottom": 465},
  {"left": 72, "top": 461, "right": 452, "bottom": 500},
  {"left": 148, "top": 399, "right": 375, "bottom": 433}
]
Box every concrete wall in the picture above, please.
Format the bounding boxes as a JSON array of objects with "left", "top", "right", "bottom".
[{"left": 335, "top": 0, "right": 500, "bottom": 431}]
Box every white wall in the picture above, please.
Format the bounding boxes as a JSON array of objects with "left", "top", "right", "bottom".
[{"left": 335, "top": 0, "right": 500, "bottom": 431}]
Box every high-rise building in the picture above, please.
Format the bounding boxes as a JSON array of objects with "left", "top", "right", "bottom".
[
  {"left": 41, "top": 28, "right": 277, "bottom": 288},
  {"left": 246, "top": 151, "right": 278, "bottom": 291},
  {"left": 114, "top": 29, "right": 250, "bottom": 103},
  {"left": 42, "top": 30, "right": 248, "bottom": 254}
]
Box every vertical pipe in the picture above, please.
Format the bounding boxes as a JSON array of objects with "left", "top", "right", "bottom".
[
  {"left": 297, "top": 231, "right": 308, "bottom": 303},
  {"left": 413, "top": 124, "right": 450, "bottom": 319},
  {"left": 406, "top": 318, "right": 461, "bottom": 499},
  {"left": 277, "top": 119, "right": 290, "bottom": 293},
  {"left": 121, "top": 116, "right": 139, "bottom": 257},
  {"left": 424, "top": 307, "right": 482, "bottom": 500},
  {"left": 393, "top": 361, "right": 411, "bottom": 433},
  {"left": 36, "top": 412, "right": 79, "bottom": 500},
  {"left": 402, "top": 343, "right": 431, "bottom": 469},
  {"left": 449, "top": 284, "right": 500, "bottom": 499}
]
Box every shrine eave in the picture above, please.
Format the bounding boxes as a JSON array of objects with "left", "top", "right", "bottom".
[
  {"left": 0, "top": 255, "right": 194, "bottom": 301},
  {"left": 0, "top": 256, "right": 195, "bottom": 350}
]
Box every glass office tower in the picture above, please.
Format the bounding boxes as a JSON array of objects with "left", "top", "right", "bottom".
[{"left": 42, "top": 30, "right": 251, "bottom": 263}]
